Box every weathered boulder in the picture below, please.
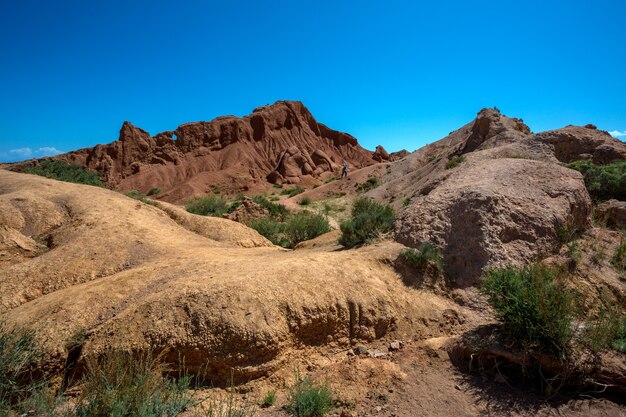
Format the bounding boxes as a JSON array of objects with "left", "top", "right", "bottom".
[
  {"left": 595, "top": 199, "right": 626, "bottom": 229},
  {"left": 394, "top": 158, "right": 592, "bottom": 285},
  {"left": 534, "top": 125, "right": 626, "bottom": 164},
  {"left": 224, "top": 197, "right": 269, "bottom": 224},
  {"left": 373, "top": 145, "right": 391, "bottom": 162}
]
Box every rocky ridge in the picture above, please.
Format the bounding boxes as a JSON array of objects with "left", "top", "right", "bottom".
[{"left": 27, "top": 101, "right": 380, "bottom": 203}]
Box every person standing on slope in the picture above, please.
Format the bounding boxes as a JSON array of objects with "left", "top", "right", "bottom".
[{"left": 341, "top": 160, "right": 348, "bottom": 178}]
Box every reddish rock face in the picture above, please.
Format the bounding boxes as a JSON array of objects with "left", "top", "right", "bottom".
[{"left": 56, "top": 101, "right": 376, "bottom": 203}]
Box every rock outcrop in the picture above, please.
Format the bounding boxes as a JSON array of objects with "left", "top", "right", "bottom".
[
  {"left": 394, "top": 158, "right": 591, "bottom": 285},
  {"left": 32, "top": 101, "right": 376, "bottom": 203},
  {"left": 535, "top": 125, "right": 626, "bottom": 164},
  {"left": 595, "top": 199, "right": 626, "bottom": 229},
  {"left": 376, "top": 108, "right": 622, "bottom": 284}
]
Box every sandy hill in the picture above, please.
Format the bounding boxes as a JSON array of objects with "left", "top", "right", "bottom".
[{"left": 0, "top": 169, "right": 472, "bottom": 383}]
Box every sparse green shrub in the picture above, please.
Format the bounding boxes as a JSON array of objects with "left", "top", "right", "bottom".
[
  {"left": 186, "top": 195, "right": 229, "bottom": 216},
  {"left": 281, "top": 187, "right": 305, "bottom": 198},
  {"left": 401, "top": 243, "right": 443, "bottom": 272},
  {"left": 481, "top": 265, "right": 574, "bottom": 356},
  {"left": 261, "top": 390, "right": 276, "bottom": 408},
  {"left": 273, "top": 183, "right": 284, "bottom": 189},
  {"left": 556, "top": 223, "right": 580, "bottom": 245},
  {"left": 126, "top": 190, "right": 157, "bottom": 206},
  {"left": 75, "top": 349, "right": 191, "bottom": 417},
  {"left": 147, "top": 187, "right": 161, "bottom": 196},
  {"left": 402, "top": 197, "right": 411, "bottom": 207},
  {"left": 338, "top": 197, "right": 394, "bottom": 248},
  {"left": 286, "top": 373, "right": 332, "bottom": 417},
  {"left": 248, "top": 211, "right": 330, "bottom": 249},
  {"left": 0, "top": 322, "right": 44, "bottom": 413},
  {"left": 299, "top": 196, "right": 312, "bottom": 206},
  {"left": 248, "top": 216, "right": 287, "bottom": 247},
  {"left": 566, "top": 241, "right": 581, "bottom": 267},
  {"left": 284, "top": 211, "right": 331, "bottom": 247},
  {"left": 22, "top": 160, "right": 104, "bottom": 187},
  {"left": 445, "top": 156, "right": 465, "bottom": 169},
  {"left": 583, "top": 305, "right": 626, "bottom": 353},
  {"left": 324, "top": 176, "right": 337, "bottom": 184},
  {"left": 612, "top": 241, "right": 626, "bottom": 272},
  {"left": 565, "top": 160, "right": 626, "bottom": 201},
  {"left": 355, "top": 176, "right": 380, "bottom": 193},
  {"left": 250, "top": 195, "right": 289, "bottom": 220}
]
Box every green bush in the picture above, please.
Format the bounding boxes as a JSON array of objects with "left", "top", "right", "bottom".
[
  {"left": 75, "top": 349, "right": 191, "bottom": 417},
  {"left": 565, "top": 160, "right": 626, "bottom": 201},
  {"left": 146, "top": 187, "right": 161, "bottom": 196},
  {"left": 338, "top": 197, "right": 394, "bottom": 248},
  {"left": 22, "top": 160, "right": 104, "bottom": 187},
  {"left": 248, "top": 211, "right": 330, "bottom": 249},
  {"left": 612, "top": 241, "right": 626, "bottom": 272},
  {"left": 247, "top": 216, "right": 287, "bottom": 247},
  {"left": 299, "top": 196, "right": 312, "bottom": 206},
  {"left": 126, "top": 190, "right": 157, "bottom": 206},
  {"left": 402, "top": 197, "right": 411, "bottom": 207},
  {"left": 481, "top": 265, "right": 574, "bottom": 356},
  {"left": 584, "top": 305, "right": 626, "bottom": 353},
  {"left": 186, "top": 195, "right": 229, "bottom": 216},
  {"left": 556, "top": 223, "right": 580, "bottom": 245},
  {"left": 286, "top": 373, "right": 332, "bottom": 417},
  {"left": 401, "top": 243, "right": 443, "bottom": 272},
  {"left": 445, "top": 156, "right": 465, "bottom": 169},
  {"left": 0, "top": 322, "right": 43, "bottom": 413},
  {"left": 250, "top": 195, "right": 289, "bottom": 220},
  {"left": 284, "top": 211, "right": 331, "bottom": 247},
  {"left": 355, "top": 176, "right": 380, "bottom": 193},
  {"left": 281, "top": 187, "right": 305, "bottom": 198},
  {"left": 261, "top": 390, "right": 276, "bottom": 408}
]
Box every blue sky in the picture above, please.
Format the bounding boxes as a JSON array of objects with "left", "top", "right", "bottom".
[{"left": 1, "top": 0, "right": 625, "bottom": 162}]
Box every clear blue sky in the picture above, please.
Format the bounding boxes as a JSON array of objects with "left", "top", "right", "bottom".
[{"left": 1, "top": 0, "right": 625, "bottom": 162}]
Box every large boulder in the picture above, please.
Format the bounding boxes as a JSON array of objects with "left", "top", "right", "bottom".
[
  {"left": 595, "top": 199, "right": 626, "bottom": 229},
  {"left": 534, "top": 125, "right": 626, "bottom": 164},
  {"left": 394, "top": 158, "right": 592, "bottom": 285}
]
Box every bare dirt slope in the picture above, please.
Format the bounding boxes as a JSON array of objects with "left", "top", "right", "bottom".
[{"left": 0, "top": 169, "right": 477, "bottom": 384}]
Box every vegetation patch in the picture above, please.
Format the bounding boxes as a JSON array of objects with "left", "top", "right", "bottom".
[
  {"left": 185, "top": 195, "right": 230, "bottom": 216},
  {"left": 612, "top": 240, "right": 626, "bottom": 272},
  {"left": 281, "top": 187, "right": 306, "bottom": 197},
  {"left": 0, "top": 322, "right": 44, "bottom": 414},
  {"left": 21, "top": 160, "right": 104, "bottom": 187},
  {"left": 261, "top": 390, "right": 276, "bottom": 408},
  {"left": 147, "top": 187, "right": 161, "bottom": 196},
  {"left": 401, "top": 243, "right": 443, "bottom": 272},
  {"left": 402, "top": 196, "right": 411, "bottom": 207},
  {"left": 126, "top": 190, "right": 157, "bottom": 206},
  {"left": 481, "top": 265, "right": 574, "bottom": 356},
  {"left": 565, "top": 160, "right": 626, "bottom": 201},
  {"left": 248, "top": 210, "right": 330, "bottom": 249},
  {"left": 286, "top": 373, "right": 332, "bottom": 417},
  {"left": 299, "top": 196, "right": 312, "bottom": 206},
  {"left": 75, "top": 349, "right": 192, "bottom": 417},
  {"left": 339, "top": 197, "right": 394, "bottom": 248},
  {"left": 556, "top": 223, "right": 580, "bottom": 245},
  {"left": 445, "top": 156, "right": 465, "bottom": 169},
  {"left": 583, "top": 304, "right": 626, "bottom": 354},
  {"left": 355, "top": 176, "right": 380, "bottom": 193}
]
